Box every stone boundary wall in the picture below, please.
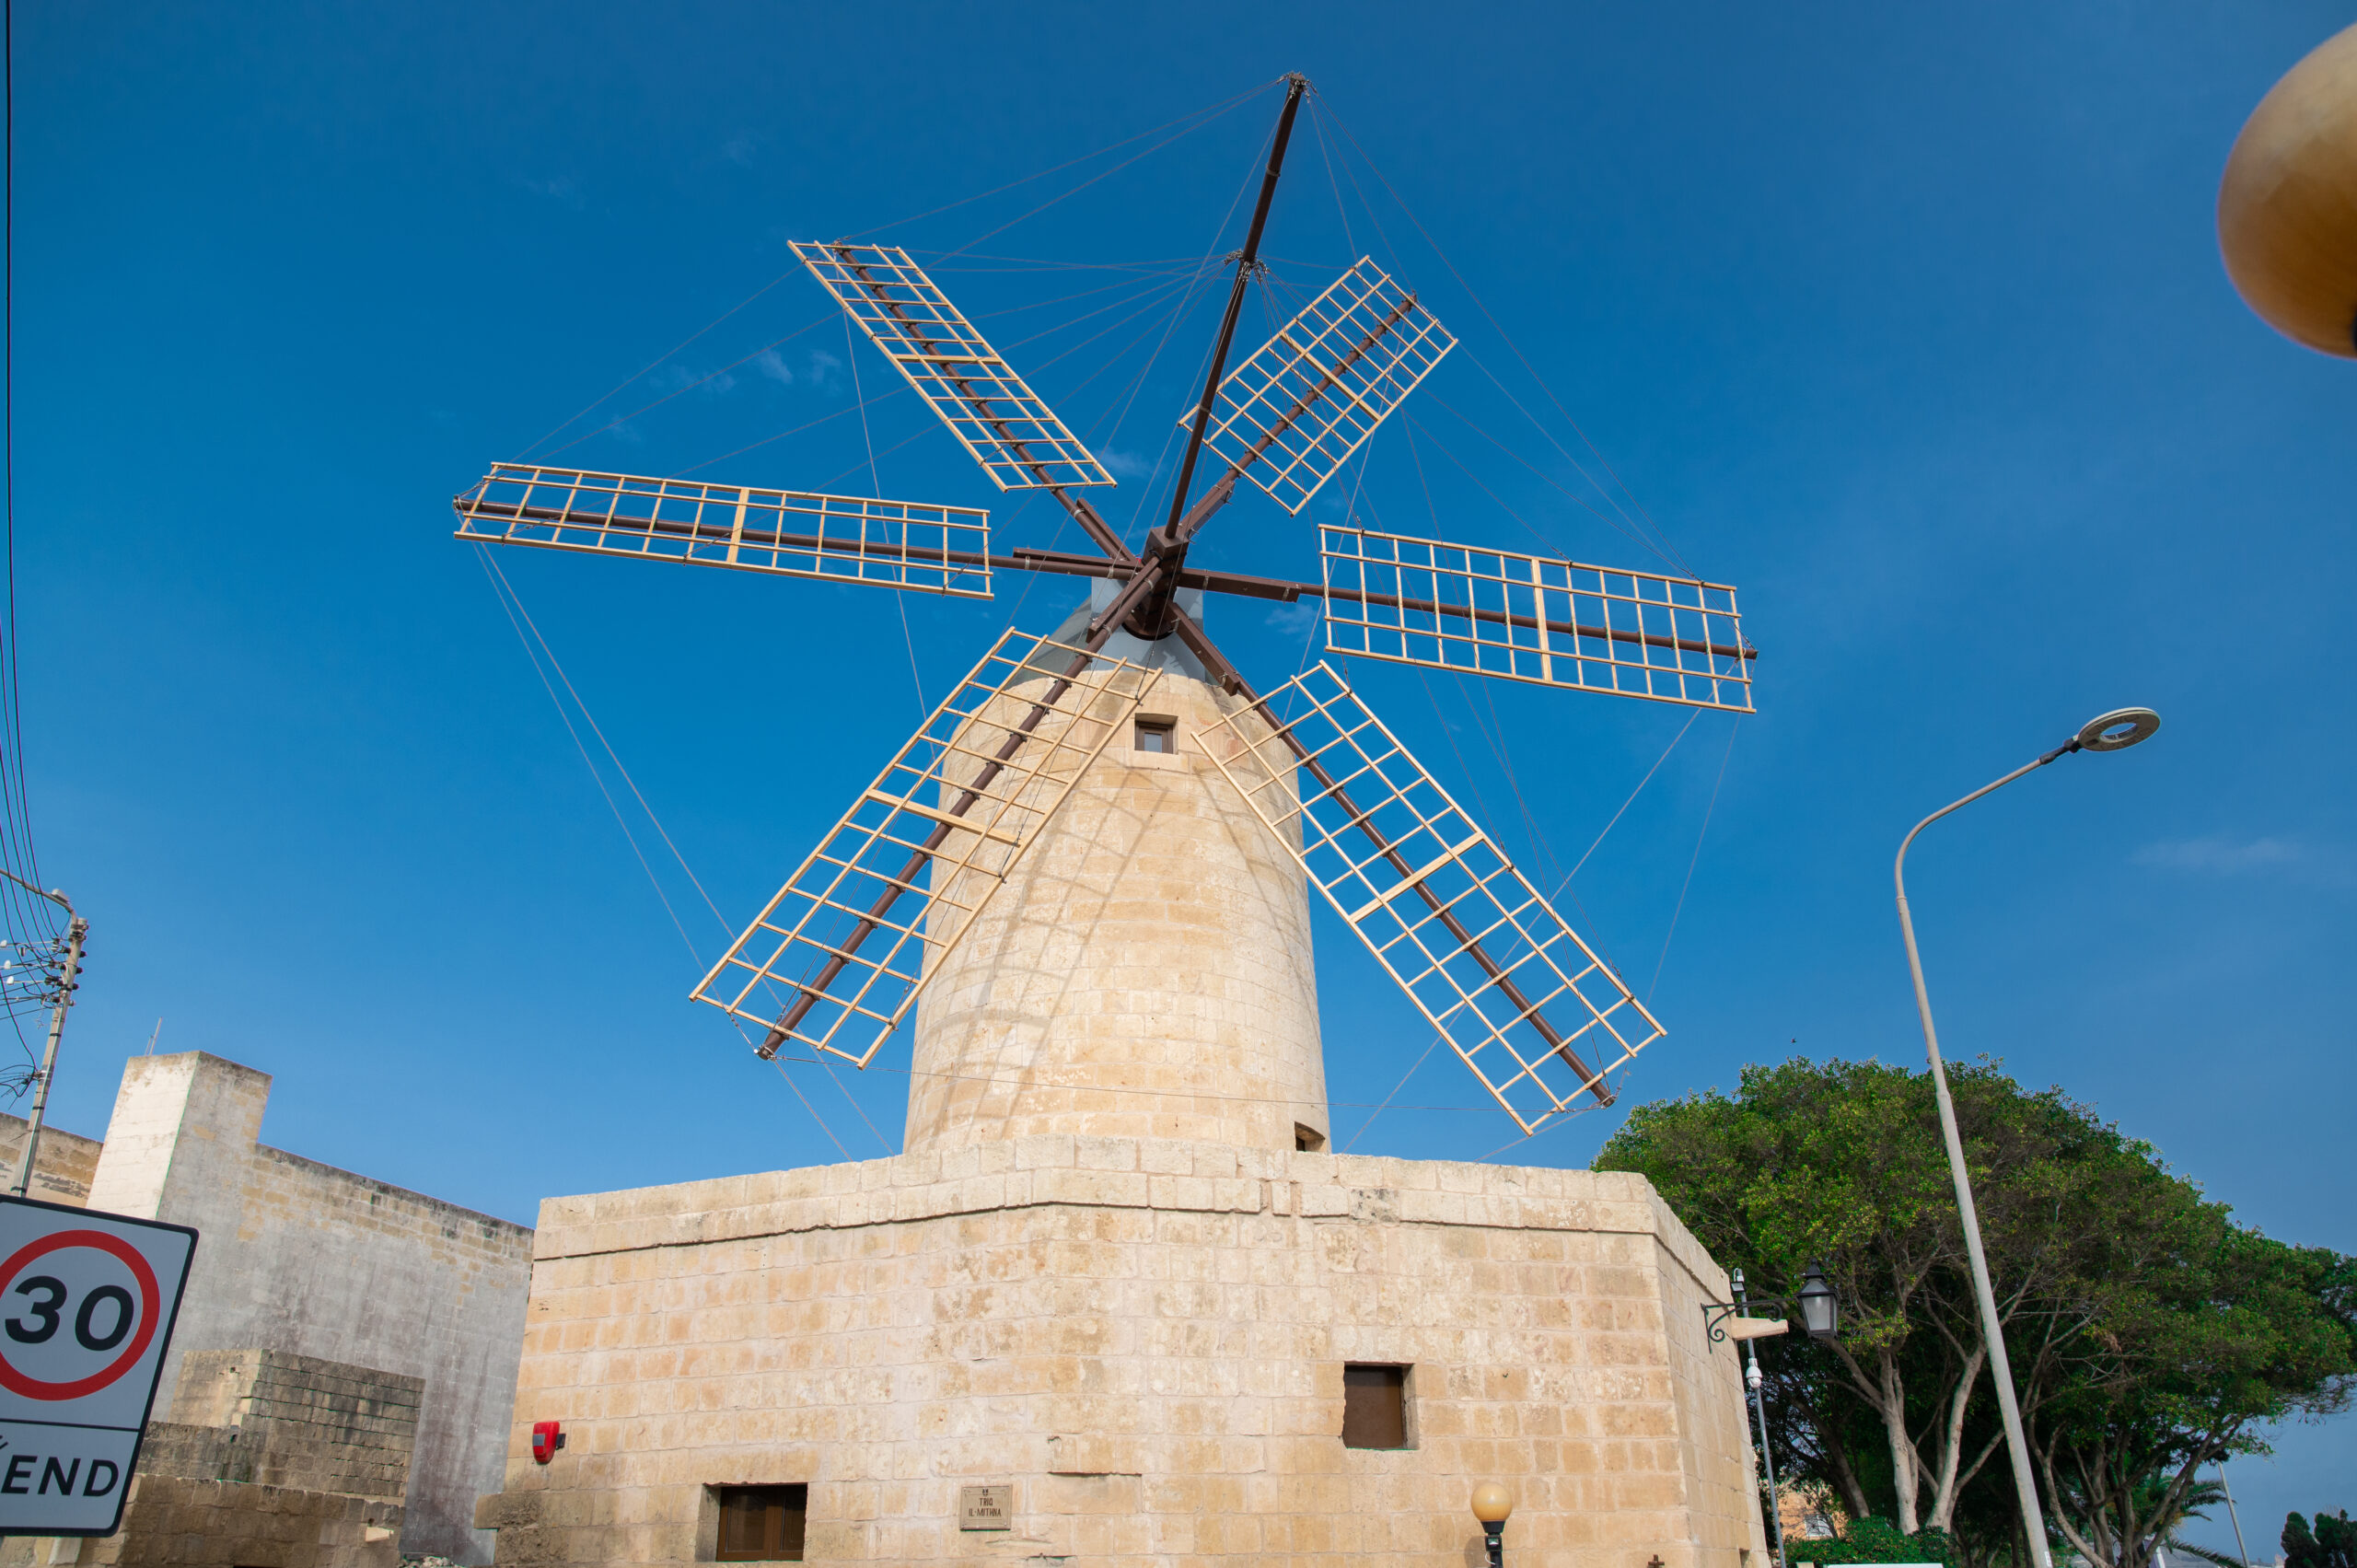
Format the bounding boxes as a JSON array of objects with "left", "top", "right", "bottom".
[
  {"left": 0, "top": 1109, "right": 102, "bottom": 1205},
  {"left": 169, "top": 1349, "right": 424, "bottom": 1500},
  {"left": 82, "top": 1053, "right": 532, "bottom": 1564}
]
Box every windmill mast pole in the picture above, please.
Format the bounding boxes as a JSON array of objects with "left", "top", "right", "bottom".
[{"left": 1157, "top": 74, "right": 1307, "bottom": 548}]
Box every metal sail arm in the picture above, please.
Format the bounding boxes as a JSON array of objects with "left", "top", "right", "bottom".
[
  {"left": 1177, "top": 608, "right": 1656, "bottom": 1129},
  {"left": 793, "top": 242, "right": 1120, "bottom": 533},
  {"left": 691, "top": 630, "right": 1158, "bottom": 1064},
  {"left": 1124, "top": 285, "right": 1418, "bottom": 639},
  {"left": 1121, "top": 75, "right": 1310, "bottom": 635},
  {"left": 751, "top": 560, "right": 1170, "bottom": 1056},
  {"left": 1167, "top": 286, "right": 1422, "bottom": 552},
  {"left": 1179, "top": 257, "right": 1457, "bottom": 519},
  {"left": 1319, "top": 525, "right": 1755, "bottom": 714},
  {"left": 454, "top": 464, "right": 997, "bottom": 598},
  {"left": 1158, "top": 75, "right": 1308, "bottom": 545}
]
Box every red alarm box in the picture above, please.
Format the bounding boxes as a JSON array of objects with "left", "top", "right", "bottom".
[{"left": 531, "top": 1420, "right": 565, "bottom": 1464}]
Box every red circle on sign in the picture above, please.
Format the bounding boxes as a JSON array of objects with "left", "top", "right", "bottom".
[{"left": 0, "top": 1229, "right": 161, "bottom": 1400}]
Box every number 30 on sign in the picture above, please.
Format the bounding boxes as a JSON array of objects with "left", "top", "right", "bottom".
[{"left": 0, "top": 1196, "right": 197, "bottom": 1538}]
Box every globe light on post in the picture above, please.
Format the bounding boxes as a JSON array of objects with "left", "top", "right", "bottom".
[
  {"left": 2217, "top": 22, "right": 2357, "bottom": 359},
  {"left": 1471, "top": 1482, "right": 1515, "bottom": 1568},
  {"left": 1797, "top": 1261, "right": 1840, "bottom": 1343}
]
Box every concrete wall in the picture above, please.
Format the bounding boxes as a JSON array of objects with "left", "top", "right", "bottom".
[
  {"left": 81, "top": 1053, "right": 532, "bottom": 1563},
  {"left": 477, "top": 1136, "right": 1770, "bottom": 1566},
  {"left": 0, "top": 1108, "right": 103, "bottom": 1205}
]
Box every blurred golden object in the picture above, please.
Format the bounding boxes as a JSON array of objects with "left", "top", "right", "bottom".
[{"left": 2219, "top": 23, "right": 2357, "bottom": 358}]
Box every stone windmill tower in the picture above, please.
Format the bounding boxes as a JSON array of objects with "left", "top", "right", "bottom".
[{"left": 461, "top": 76, "right": 1771, "bottom": 1568}]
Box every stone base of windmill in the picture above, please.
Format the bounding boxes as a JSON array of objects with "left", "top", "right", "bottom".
[{"left": 470, "top": 1135, "right": 1770, "bottom": 1567}]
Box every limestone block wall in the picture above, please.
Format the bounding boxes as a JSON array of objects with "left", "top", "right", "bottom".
[
  {"left": 479, "top": 1137, "right": 1768, "bottom": 1567},
  {"left": 80, "top": 1053, "right": 533, "bottom": 1564},
  {"left": 168, "top": 1349, "right": 424, "bottom": 1501},
  {"left": 0, "top": 1109, "right": 103, "bottom": 1205},
  {"left": 5, "top": 1348, "right": 421, "bottom": 1568},
  {"left": 909, "top": 669, "right": 1327, "bottom": 1155}
]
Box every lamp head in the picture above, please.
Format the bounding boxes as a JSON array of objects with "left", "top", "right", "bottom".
[
  {"left": 1471, "top": 1482, "right": 1515, "bottom": 1527},
  {"left": 2075, "top": 708, "right": 2160, "bottom": 754},
  {"left": 1797, "top": 1260, "right": 1840, "bottom": 1343}
]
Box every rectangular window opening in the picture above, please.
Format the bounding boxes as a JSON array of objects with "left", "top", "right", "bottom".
[
  {"left": 1295, "top": 1124, "right": 1327, "bottom": 1153},
  {"left": 714, "top": 1484, "right": 808, "bottom": 1562},
  {"left": 1133, "top": 715, "right": 1176, "bottom": 754},
  {"left": 1341, "top": 1363, "right": 1411, "bottom": 1449}
]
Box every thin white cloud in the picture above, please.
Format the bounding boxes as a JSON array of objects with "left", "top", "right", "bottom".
[
  {"left": 754, "top": 349, "right": 794, "bottom": 386},
  {"left": 2132, "top": 835, "right": 2350, "bottom": 887},
  {"left": 651, "top": 364, "right": 737, "bottom": 396},
  {"left": 1266, "top": 600, "right": 1318, "bottom": 637}
]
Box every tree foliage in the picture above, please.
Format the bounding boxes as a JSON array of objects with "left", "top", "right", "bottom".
[
  {"left": 2284, "top": 1511, "right": 2355, "bottom": 1568},
  {"left": 1595, "top": 1056, "right": 2356, "bottom": 1568},
  {"left": 1803, "top": 1516, "right": 1958, "bottom": 1565}
]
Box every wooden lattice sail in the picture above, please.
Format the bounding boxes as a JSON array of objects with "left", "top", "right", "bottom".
[
  {"left": 1201, "top": 660, "right": 1663, "bottom": 1133},
  {"left": 691, "top": 631, "right": 1157, "bottom": 1064}
]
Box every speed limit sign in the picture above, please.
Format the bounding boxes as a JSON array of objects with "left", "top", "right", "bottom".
[{"left": 0, "top": 1196, "right": 196, "bottom": 1537}]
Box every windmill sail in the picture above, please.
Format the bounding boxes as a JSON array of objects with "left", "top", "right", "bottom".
[
  {"left": 1184, "top": 257, "right": 1456, "bottom": 515},
  {"left": 454, "top": 464, "right": 995, "bottom": 598},
  {"left": 793, "top": 242, "right": 1117, "bottom": 493},
  {"left": 691, "top": 630, "right": 1158, "bottom": 1065},
  {"left": 1198, "top": 661, "right": 1662, "bottom": 1133},
  {"left": 1319, "top": 525, "right": 1754, "bottom": 713}
]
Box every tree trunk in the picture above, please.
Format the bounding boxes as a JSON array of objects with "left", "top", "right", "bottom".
[
  {"left": 1818, "top": 1424, "right": 1872, "bottom": 1527},
  {"left": 1878, "top": 1349, "right": 1922, "bottom": 1533},
  {"left": 1923, "top": 1345, "right": 1986, "bottom": 1530}
]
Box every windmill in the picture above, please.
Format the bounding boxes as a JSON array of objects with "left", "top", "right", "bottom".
[{"left": 453, "top": 76, "right": 1754, "bottom": 1137}]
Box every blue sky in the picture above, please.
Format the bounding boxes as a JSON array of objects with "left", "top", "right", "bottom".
[{"left": 14, "top": 0, "right": 2352, "bottom": 1539}]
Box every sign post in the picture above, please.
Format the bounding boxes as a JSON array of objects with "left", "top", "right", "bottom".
[{"left": 0, "top": 1196, "right": 196, "bottom": 1538}]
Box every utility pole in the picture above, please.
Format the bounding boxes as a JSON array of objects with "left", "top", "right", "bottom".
[{"left": 2, "top": 869, "right": 83, "bottom": 1199}]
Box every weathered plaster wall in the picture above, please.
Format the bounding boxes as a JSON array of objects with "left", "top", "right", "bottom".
[
  {"left": 81, "top": 1053, "right": 532, "bottom": 1564},
  {"left": 478, "top": 1135, "right": 1769, "bottom": 1567},
  {"left": 0, "top": 1109, "right": 103, "bottom": 1205}
]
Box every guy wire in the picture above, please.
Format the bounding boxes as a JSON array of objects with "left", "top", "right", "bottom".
[
  {"left": 476, "top": 543, "right": 886, "bottom": 1157},
  {"left": 1649, "top": 716, "right": 1739, "bottom": 1004}
]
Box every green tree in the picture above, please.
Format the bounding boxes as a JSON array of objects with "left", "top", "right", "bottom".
[
  {"left": 1596, "top": 1056, "right": 2356, "bottom": 1568},
  {"left": 1595, "top": 1057, "right": 2130, "bottom": 1539},
  {"left": 2283, "top": 1511, "right": 2354, "bottom": 1568},
  {"left": 2027, "top": 1227, "right": 2353, "bottom": 1568}
]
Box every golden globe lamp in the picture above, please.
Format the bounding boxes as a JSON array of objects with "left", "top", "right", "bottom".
[
  {"left": 1471, "top": 1483, "right": 1515, "bottom": 1567},
  {"left": 2218, "top": 22, "right": 2357, "bottom": 357}
]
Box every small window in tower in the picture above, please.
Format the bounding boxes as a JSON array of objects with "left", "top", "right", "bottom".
[
  {"left": 1134, "top": 715, "right": 1176, "bottom": 754},
  {"left": 1341, "top": 1364, "right": 1411, "bottom": 1449},
  {"left": 714, "top": 1484, "right": 807, "bottom": 1562},
  {"left": 1295, "top": 1124, "right": 1327, "bottom": 1153}
]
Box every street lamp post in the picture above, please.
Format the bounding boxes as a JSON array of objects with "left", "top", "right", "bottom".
[
  {"left": 1734, "top": 1268, "right": 1785, "bottom": 1568},
  {"left": 1704, "top": 1260, "right": 1842, "bottom": 1568},
  {"left": 1893, "top": 706, "right": 2161, "bottom": 1568}
]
